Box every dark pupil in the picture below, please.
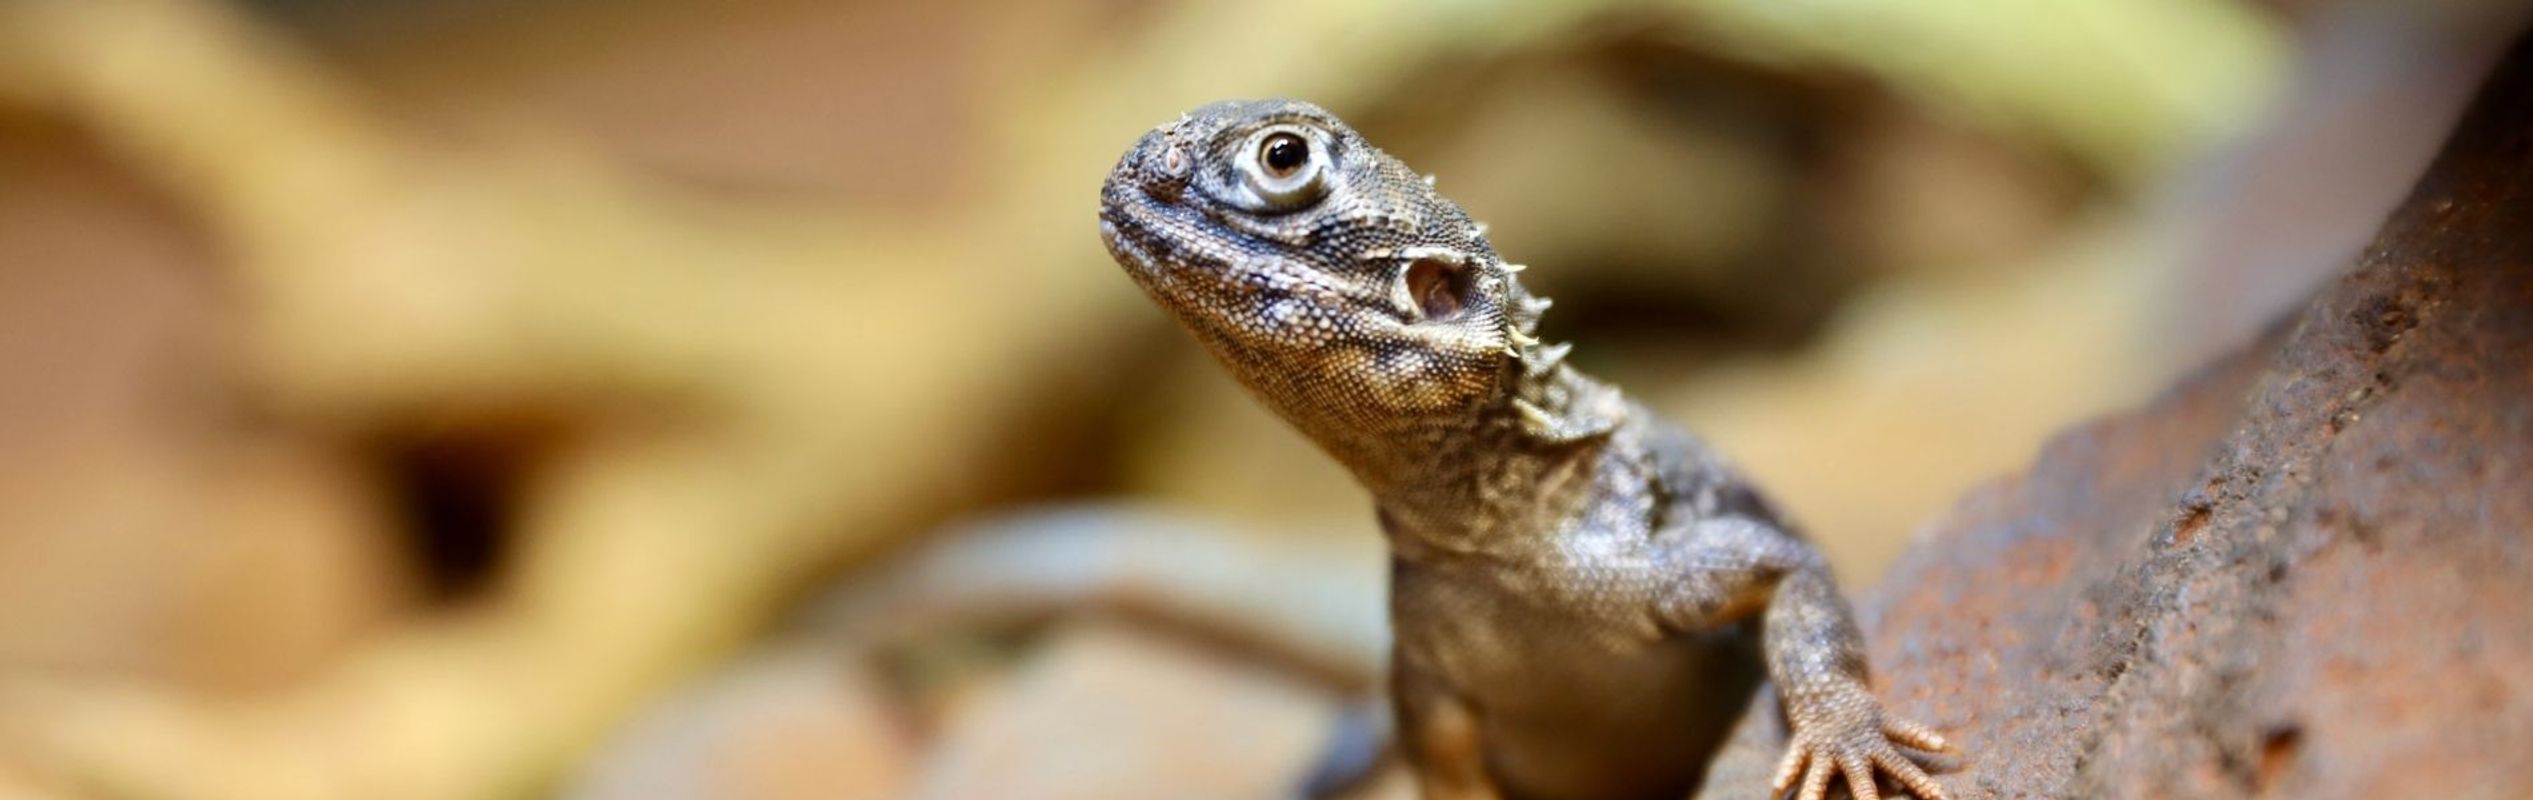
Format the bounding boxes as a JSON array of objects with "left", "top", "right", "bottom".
[{"left": 1262, "top": 135, "right": 1307, "bottom": 175}]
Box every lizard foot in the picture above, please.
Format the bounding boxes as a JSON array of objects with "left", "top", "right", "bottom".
[{"left": 1768, "top": 706, "right": 1952, "bottom": 800}]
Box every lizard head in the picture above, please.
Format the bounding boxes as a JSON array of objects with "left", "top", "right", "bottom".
[{"left": 1098, "top": 99, "right": 1560, "bottom": 438}]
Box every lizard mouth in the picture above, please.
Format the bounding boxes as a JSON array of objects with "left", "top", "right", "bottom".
[
  {"left": 1095, "top": 205, "right": 1231, "bottom": 291},
  {"left": 1095, "top": 169, "right": 1181, "bottom": 278},
  {"left": 1096, "top": 199, "right": 1166, "bottom": 279},
  {"left": 1098, "top": 187, "right": 1344, "bottom": 297}
]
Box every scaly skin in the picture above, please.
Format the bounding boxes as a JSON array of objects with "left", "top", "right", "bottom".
[{"left": 1097, "top": 99, "right": 1954, "bottom": 800}]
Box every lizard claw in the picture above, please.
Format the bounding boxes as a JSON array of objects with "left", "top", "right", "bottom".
[{"left": 1768, "top": 707, "right": 1952, "bottom": 800}]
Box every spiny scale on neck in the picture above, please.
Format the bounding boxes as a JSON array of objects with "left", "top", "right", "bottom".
[
  {"left": 1364, "top": 221, "right": 1626, "bottom": 447},
  {"left": 1485, "top": 254, "right": 1627, "bottom": 447}
]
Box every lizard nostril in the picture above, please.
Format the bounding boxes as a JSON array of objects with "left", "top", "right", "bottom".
[
  {"left": 1120, "top": 130, "right": 1192, "bottom": 200},
  {"left": 1127, "top": 130, "right": 1191, "bottom": 178}
]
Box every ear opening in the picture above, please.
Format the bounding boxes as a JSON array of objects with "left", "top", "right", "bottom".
[{"left": 1403, "top": 257, "right": 1472, "bottom": 321}]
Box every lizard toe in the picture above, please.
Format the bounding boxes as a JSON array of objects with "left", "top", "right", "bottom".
[
  {"left": 1840, "top": 753, "right": 1882, "bottom": 800},
  {"left": 1772, "top": 741, "right": 1811, "bottom": 795},
  {"left": 1882, "top": 715, "right": 1952, "bottom": 753},
  {"left": 1795, "top": 752, "right": 1836, "bottom": 800},
  {"left": 1872, "top": 750, "right": 1950, "bottom": 800}
]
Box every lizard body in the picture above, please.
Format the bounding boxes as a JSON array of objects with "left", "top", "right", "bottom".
[{"left": 1097, "top": 99, "right": 1952, "bottom": 800}]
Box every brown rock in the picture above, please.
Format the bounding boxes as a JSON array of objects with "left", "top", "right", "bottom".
[
  {"left": 1702, "top": 31, "right": 2533, "bottom": 800},
  {"left": 911, "top": 620, "right": 1345, "bottom": 800},
  {"left": 564, "top": 644, "right": 914, "bottom": 800}
]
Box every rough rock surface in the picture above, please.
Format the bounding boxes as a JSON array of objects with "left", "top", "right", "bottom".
[{"left": 1700, "top": 33, "right": 2533, "bottom": 800}]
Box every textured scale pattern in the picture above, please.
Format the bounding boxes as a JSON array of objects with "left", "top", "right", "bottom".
[{"left": 1098, "top": 99, "right": 1955, "bottom": 800}]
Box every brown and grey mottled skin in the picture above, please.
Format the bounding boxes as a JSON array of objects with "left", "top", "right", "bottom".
[{"left": 1097, "top": 99, "right": 1954, "bottom": 800}]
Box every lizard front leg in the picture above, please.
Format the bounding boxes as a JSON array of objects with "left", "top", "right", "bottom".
[
  {"left": 1654, "top": 517, "right": 1953, "bottom": 800},
  {"left": 1392, "top": 666, "right": 1502, "bottom": 800}
]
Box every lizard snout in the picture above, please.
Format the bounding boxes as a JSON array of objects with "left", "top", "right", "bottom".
[{"left": 1114, "top": 127, "right": 1192, "bottom": 198}]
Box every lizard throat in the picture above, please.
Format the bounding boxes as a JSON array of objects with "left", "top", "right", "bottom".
[{"left": 1294, "top": 364, "right": 1634, "bottom": 552}]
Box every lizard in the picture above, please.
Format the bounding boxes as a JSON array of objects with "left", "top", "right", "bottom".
[{"left": 1095, "top": 98, "right": 1955, "bottom": 800}]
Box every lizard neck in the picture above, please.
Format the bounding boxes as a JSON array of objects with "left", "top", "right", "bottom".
[{"left": 1309, "top": 364, "right": 1637, "bottom": 557}]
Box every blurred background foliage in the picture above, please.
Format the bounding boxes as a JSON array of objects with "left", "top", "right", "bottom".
[{"left": 0, "top": 0, "right": 2518, "bottom": 797}]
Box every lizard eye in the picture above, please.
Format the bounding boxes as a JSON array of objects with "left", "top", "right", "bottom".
[
  {"left": 1260, "top": 133, "right": 1308, "bottom": 177},
  {"left": 1244, "top": 128, "right": 1326, "bottom": 208}
]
